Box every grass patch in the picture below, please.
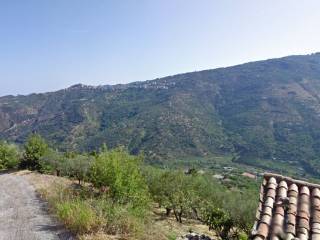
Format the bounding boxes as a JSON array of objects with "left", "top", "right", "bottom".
[
  {"left": 56, "top": 200, "right": 102, "bottom": 234},
  {"left": 39, "top": 183, "right": 166, "bottom": 239}
]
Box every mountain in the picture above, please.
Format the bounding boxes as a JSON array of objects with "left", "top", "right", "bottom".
[{"left": 2, "top": 53, "right": 320, "bottom": 174}]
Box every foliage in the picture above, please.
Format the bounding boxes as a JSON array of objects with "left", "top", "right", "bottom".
[
  {"left": 90, "top": 147, "right": 150, "bottom": 209},
  {"left": 0, "top": 141, "right": 20, "bottom": 170},
  {"left": 40, "top": 149, "right": 67, "bottom": 176},
  {"left": 145, "top": 166, "right": 256, "bottom": 238},
  {"left": 224, "top": 191, "right": 257, "bottom": 236},
  {"left": 203, "top": 206, "right": 234, "bottom": 239},
  {"left": 65, "top": 154, "right": 93, "bottom": 185},
  {"left": 21, "top": 134, "right": 49, "bottom": 170}
]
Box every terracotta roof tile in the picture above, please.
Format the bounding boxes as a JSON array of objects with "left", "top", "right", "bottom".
[
  {"left": 286, "top": 223, "right": 296, "bottom": 234},
  {"left": 277, "top": 187, "right": 287, "bottom": 198},
  {"left": 312, "top": 228, "right": 320, "bottom": 234},
  {"left": 265, "top": 197, "right": 275, "bottom": 208},
  {"left": 312, "top": 188, "right": 320, "bottom": 199},
  {"left": 289, "top": 196, "right": 298, "bottom": 205},
  {"left": 288, "top": 204, "right": 298, "bottom": 215},
  {"left": 311, "top": 234, "right": 320, "bottom": 240},
  {"left": 272, "top": 213, "right": 284, "bottom": 227},
  {"left": 274, "top": 206, "right": 284, "bottom": 216},
  {"left": 314, "top": 198, "right": 320, "bottom": 206},
  {"left": 298, "top": 217, "right": 310, "bottom": 230},
  {"left": 256, "top": 222, "right": 269, "bottom": 238},
  {"left": 251, "top": 173, "right": 320, "bottom": 239},
  {"left": 267, "top": 188, "right": 276, "bottom": 199},
  {"left": 313, "top": 211, "right": 320, "bottom": 223},
  {"left": 286, "top": 232, "right": 295, "bottom": 240},
  {"left": 279, "top": 180, "right": 288, "bottom": 189},
  {"left": 287, "top": 213, "right": 296, "bottom": 225},
  {"left": 289, "top": 183, "right": 299, "bottom": 193},
  {"left": 289, "top": 190, "right": 299, "bottom": 198},
  {"left": 312, "top": 222, "right": 320, "bottom": 230},
  {"left": 300, "top": 186, "right": 310, "bottom": 196}
]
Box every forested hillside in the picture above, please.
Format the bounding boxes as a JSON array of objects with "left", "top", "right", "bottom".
[{"left": 2, "top": 53, "right": 320, "bottom": 174}]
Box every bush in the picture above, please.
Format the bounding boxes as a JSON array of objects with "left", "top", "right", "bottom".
[
  {"left": 90, "top": 147, "right": 150, "bottom": 210},
  {"left": 0, "top": 141, "right": 20, "bottom": 170},
  {"left": 21, "top": 134, "right": 48, "bottom": 170}
]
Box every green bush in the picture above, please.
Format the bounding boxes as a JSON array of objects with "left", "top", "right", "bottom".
[
  {"left": 0, "top": 141, "right": 20, "bottom": 170},
  {"left": 90, "top": 147, "right": 150, "bottom": 210},
  {"left": 21, "top": 134, "right": 49, "bottom": 170}
]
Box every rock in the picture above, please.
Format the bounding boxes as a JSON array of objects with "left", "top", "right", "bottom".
[{"left": 177, "top": 232, "right": 213, "bottom": 240}]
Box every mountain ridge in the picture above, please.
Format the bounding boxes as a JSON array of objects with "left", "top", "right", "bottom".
[
  {"left": 5, "top": 52, "right": 320, "bottom": 98},
  {"left": 2, "top": 53, "right": 320, "bottom": 175}
]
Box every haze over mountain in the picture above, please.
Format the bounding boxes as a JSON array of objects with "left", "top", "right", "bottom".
[{"left": 2, "top": 53, "right": 320, "bottom": 174}]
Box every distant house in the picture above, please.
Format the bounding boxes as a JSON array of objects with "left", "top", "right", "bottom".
[
  {"left": 251, "top": 173, "right": 320, "bottom": 240},
  {"left": 213, "top": 174, "right": 224, "bottom": 180},
  {"left": 242, "top": 172, "right": 257, "bottom": 179},
  {"left": 223, "top": 166, "right": 234, "bottom": 171}
]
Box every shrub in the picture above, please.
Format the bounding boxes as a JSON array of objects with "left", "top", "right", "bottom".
[
  {"left": 21, "top": 134, "right": 48, "bottom": 170},
  {"left": 90, "top": 147, "right": 150, "bottom": 210},
  {"left": 0, "top": 141, "right": 20, "bottom": 170}
]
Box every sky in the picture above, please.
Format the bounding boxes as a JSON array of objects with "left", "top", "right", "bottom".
[{"left": 1, "top": 0, "right": 320, "bottom": 96}]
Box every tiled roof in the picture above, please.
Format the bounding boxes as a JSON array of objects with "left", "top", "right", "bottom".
[{"left": 251, "top": 173, "right": 320, "bottom": 240}]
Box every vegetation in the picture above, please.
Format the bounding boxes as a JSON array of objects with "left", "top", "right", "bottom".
[
  {"left": 145, "top": 168, "right": 257, "bottom": 239},
  {"left": 0, "top": 141, "right": 20, "bottom": 170},
  {"left": 90, "top": 148, "right": 150, "bottom": 209},
  {"left": 0, "top": 134, "right": 259, "bottom": 239},
  {"left": 21, "top": 134, "right": 48, "bottom": 170},
  {"left": 2, "top": 54, "right": 320, "bottom": 176}
]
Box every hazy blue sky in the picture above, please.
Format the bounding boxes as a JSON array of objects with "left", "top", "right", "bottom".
[{"left": 1, "top": 0, "right": 320, "bottom": 96}]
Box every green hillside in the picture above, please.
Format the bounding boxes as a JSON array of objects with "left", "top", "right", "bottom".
[{"left": 2, "top": 53, "right": 320, "bottom": 174}]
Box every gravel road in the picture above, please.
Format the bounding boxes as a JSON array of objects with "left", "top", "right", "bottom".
[{"left": 0, "top": 172, "right": 73, "bottom": 240}]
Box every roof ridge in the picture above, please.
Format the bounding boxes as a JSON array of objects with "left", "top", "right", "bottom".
[{"left": 264, "top": 172, "right": 320, "bottom": 189}]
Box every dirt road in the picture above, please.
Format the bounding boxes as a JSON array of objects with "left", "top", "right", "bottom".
[{"left": 0, "top": 172, "right": 73, "bottom": 240}]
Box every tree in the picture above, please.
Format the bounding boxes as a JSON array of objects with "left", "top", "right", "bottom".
[
  {"left": 65, "top": 154, "right": 93, "bottom": 185},
  {"left": 21, "top": 134, "right": 48, "bottom": 170},
  {"left": 0, "top": 141, "right": 20, "bottom": 170},
  {"left": 40, "top": 149, "right": 67, "bottom": 176},
  {"left": 203, "top": 206, "right": 234, "bottom": 240},
  {"left": 224, "top": 191, "right": 256, "bottom": 237},
  {"left": 148, "top": 170, "right": 196, "bottom": 223}
]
